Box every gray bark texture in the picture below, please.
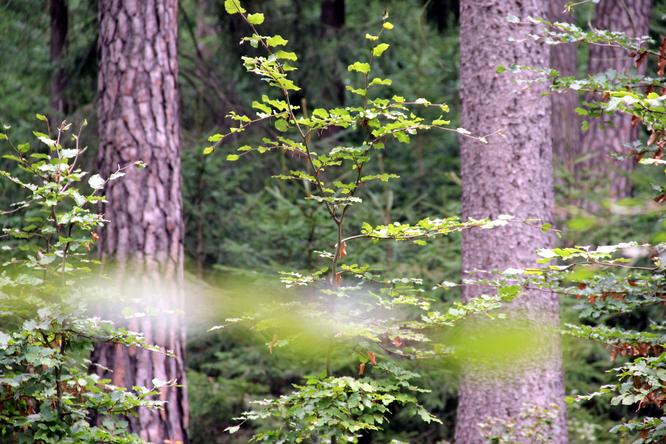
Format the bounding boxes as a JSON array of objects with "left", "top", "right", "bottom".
[
  {"left": 93, "top": 1, "right": 188, "bottom": 442},
  {"left": 549, "top": 0, "right": 579, "bottom": 176},
  {"left": 577, "top": 0, "right": 652, "bottom": 199},
  {"left": 456, "top": 1, "right": 567, "bottom": 443}
]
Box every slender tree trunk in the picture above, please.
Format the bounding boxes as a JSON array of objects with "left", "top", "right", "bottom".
[
  {"left": 424, "top": 0, "right": 459, "bottom": 32},
  {"left": 92, "top": 1, "right": 188, "bottom": 442},
  {"left": 49, "top": 0, "right": 68, "bottom": 115},
  {"left": 195, "top": 0, "right": 215, "bottom": 60},
  {"left": 456, "top": 1, "right": 566, "bottom": 443},
  {"left": 320, "top": 0, "right": 345, "bottom": 105},
  {"left": 549, "top": 0, "right": 579, "bottom": 179},
  {"left": 577, "top": 0, "right": 652, "bottom": 199}
]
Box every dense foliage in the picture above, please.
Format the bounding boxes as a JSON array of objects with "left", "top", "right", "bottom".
[{"left": 0, "top": 121, "right": 171, "bottom": 442}]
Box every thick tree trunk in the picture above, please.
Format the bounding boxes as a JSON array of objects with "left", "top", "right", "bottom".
[
  {"left": 549, "top": 0, "right": 579, "bottom": 176},
  {"left": 93, "top": 1, "right": 188, "bottom": 442},
  {"left": 49, "top": 0, "right": 68, "bottom": 115},
  {"left": 577, "top": 0, "right": 652, "bottom": 199},
  {"left": 456, "top": 1, "right": 566, "bottom": 443}
]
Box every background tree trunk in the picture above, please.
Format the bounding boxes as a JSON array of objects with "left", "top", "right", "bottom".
[
  {"left": 49, "top": 0, "right": 68, "bottom": 115},
  {"left": 92, "top": 1, "right": 188, "bottom": 442},
  {"left": 549, "top": 0, "right": 579, "bottom": 181},
  {"left": 577, "top": 0, "right": 652, "bottom": 200},
  {"left": 320, "top": 0, "right": 345, "bottom": 105},
  {"left": 456, "top": 1, "right": 567, "bottom": 443}
]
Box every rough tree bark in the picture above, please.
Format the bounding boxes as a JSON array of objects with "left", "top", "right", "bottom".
[
  {"left": 549, "top": 0, "right": 579, "bottom": 177},
  {"left": 49, "top": 0, "right": 68, "bottom": 115},
  {"left": 92, "top": 1, "right": 188, "bottom": 442},
  {"left": 577, "top": 0, "right": 652, "bottom": 199},
  {"left": 456, "top": 1, "right": 567, "bottom": 443}
]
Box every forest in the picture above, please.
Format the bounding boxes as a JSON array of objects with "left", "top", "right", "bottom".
[{"left": 1, "top": 0, "right": 665, "bottom": 443}]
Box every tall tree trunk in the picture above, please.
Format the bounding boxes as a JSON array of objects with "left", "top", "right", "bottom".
[
  {"left": 320, "top": 0, "right": 345, "bottom": 105},
  {"left": 456, "top": 1, "right": 566, "bottom": 443},
  {"left": 577, "top": 0, "right": 652, "bottom": 200},
  {"left": 549, "top": 0, "right": 579, "bottom": 180},
  {"left": 92, "top": 1, "right": 188, "bottom": 442},
  {"left": 195, "top": 0, "right": 215, "bottom": 60},
  {"left": 49, "top": 0, "right": 68, "bottom": 115},
  {"left": 424, "top": 0, "right": 459, "bottom": 32}
]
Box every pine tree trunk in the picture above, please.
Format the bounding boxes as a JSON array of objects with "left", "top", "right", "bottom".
[
  {"left": 577, "top": 0, "right": 652, "bottom": 199},
  {"left": 49, "top": 0, "right": 68, "bottom": 115},
  {"left": 549, "top": 0, "right": 579, "bottom": 177},
  {"left": 93, "top": 1, "right": 188, "bottom": 442},
  {"left": 456, "top": 1, "right": 566, "bottom": 443}
]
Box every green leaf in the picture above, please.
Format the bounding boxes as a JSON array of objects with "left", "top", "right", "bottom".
[
  {"left": 35, "top": 113, "right": 48, "bottom": 122},
  {"left": 225, "top": 425, "right": 241, "bottom": 434},
  {"left": 109, "top": 171, "right": 125, "bottom": 181},
  {"left": 365, "top": 33, "right": 379, "bottom": 41},
  {"left": 203, "top": 146, "right": 215, "bottom": 155},
  {"left": 88, "top": 174, "right": 105, "bottom": 190},
  {"left": 251, "top": 101, "right": 272, "bottom": 114},
  {"left": 37, "top": 136, "right": 56, "bottom": 147},
  {"left": 60, "top": 148, "right": 78, "bottom": 158},
  {"left": 266, "top": 35, "right": 288, "bottom": 47},
  {"left": 224, "top": 0, "right": 246, "bottom": 14},
  {"left": 312, "top": 108, "right": 329, "bottom": 119},
  {"left": 346, "top": 86, "right": 367, "bottom": 96},
  {"left": 348, "top": 62, "right": 371, "bottom": 74},
  {"left": 247, "top": 13, "right": 264, "bottom": 25},
  {"left": 432, "top": 119, "right": 450, "bottom": 126},
  {"left": 495, "top": 65, "right": 506, "bottom": 74},
  {"left": 382, "top": 21, "right": 394, "bottom": 30},
  {"left": 275, "top": 50, "right": 298, "bottom": 61},
  {"left": 208, "top": 133, "right": 224, "bottom": 142},
  {"left": 274, "top": 119, "right": 289, "bottom": 132},
  {"left": 226, "top": 154, "right": 240, "bottom": 161},
  {"left": 369, "top": 78, "right": 392, "bottom": 86},
  {"left": 372, "top": 43, "right": 390, "bottom": 57}
]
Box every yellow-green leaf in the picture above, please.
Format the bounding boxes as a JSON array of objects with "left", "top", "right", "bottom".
[
  {"left": 247, "top": 13, "right": 264, "bottom": 24},
  {"left": 203, "top": 146, "right": 215, "bottom": 155},
  {"left": 383, "top": 21, "right": 394, "bottom": 30},
  {"left": 348, "top": 62, "right": 371, "bottom": 74},
  {"left": 312, "top": 108, "right": 329, "bottom": 119},
  {"left": 226, "top": 154, "right": 240, "bottom": 161},
  {"left": 372, "top": 43, "right": 390, "bottom": 57},
  {"left": 275, "top": 50, "right": 298, "bottom": 61},
  {"left": 266, "top": 35, "right": 288, "bottom": 47},
  {"left": 224, "top": 0, "right": 246, "bottom": 14}
]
